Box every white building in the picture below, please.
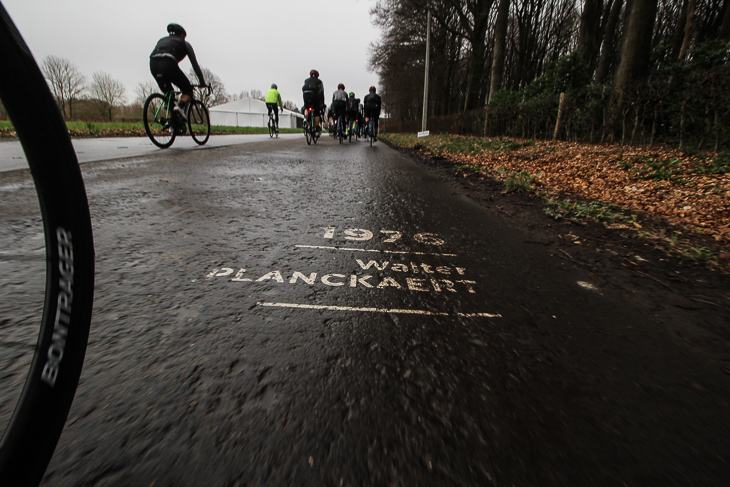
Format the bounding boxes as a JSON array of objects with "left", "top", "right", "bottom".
[{"left": 208, "top": 97, "right": 302, "bottom": 128}]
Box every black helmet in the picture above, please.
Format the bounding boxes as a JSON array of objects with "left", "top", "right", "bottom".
[
  {"left": 369, "top": 86, "right": 376, "bottom": 93},
  {"left": 271, "top": 83, "right": 277, "bottom": 89},
  {"left": 167, "top": 23, "right": 186, "bottom": 37},
  {"left": 310, "top": 69, "right": 319, "bottom": 78}
]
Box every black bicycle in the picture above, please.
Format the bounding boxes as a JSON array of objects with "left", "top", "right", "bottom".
[
  {"left": 365, "top": 117, "right": 378, "bottom": 147},
  {"left": 303, "top": 106, "right": 320, "bottom": 145},
  {"left": 0, "top": 4, "right": 95, "bottom": 486},
  {"left": 348, "top": 116, "right": 360, "bottom": 143},
  {"left": 267, "top": 108, "right": 279, "bottom": 138},
  {"left": 143, "top": 85, "right": 211, "bottom": 149}
]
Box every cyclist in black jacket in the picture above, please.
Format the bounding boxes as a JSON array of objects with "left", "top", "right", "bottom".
[
  {"left": 149, "top": 23, "right": 206, "bottom": 121},
  {"left": 363, "top": 86, "right": 382, "bottom": 140},
  {"left": 302, "top": 69, "right": 325, "bottom": 133}
]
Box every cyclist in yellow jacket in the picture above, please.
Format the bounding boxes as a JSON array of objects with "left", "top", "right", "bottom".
[{"left": 265, "top": 84, "right": 283, "bottom": 132}]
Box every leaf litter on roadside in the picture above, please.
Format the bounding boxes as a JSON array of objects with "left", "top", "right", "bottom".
[{"left": 385, "top": 134, "right": 730, "bottom": 264}]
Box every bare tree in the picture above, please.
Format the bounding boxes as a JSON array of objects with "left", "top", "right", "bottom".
[
  {"left": 134, "top": 81, "right": 158, "bottom": 106},
  {"left": 678, "top": 0, "right": 696, "bottom": 61},
  {"left": 189, "top": 67, "right": 228, "bottom": 107},
  {"left": 578, "top": 0, "right": 604, "bottom": 71},
  {"left": 607, "top": 0, "right": 658, "bottom": 141},
  {"left": 250, "top": 89, "right": 265, "bottom": 101},
  {"left": 230, "top": 90, "right": 250, "bottom": 101},
  {"left": 41, "top": 55, "right": 86, "bottom": 119},
  {"left": 489, "top": 0, "right": 511, "bottom": 102},
  {"left": 89, "top": 72, "right": 127, "bottom": 121},
  {"left": 720, "top": 0, "right": 730, "bottom": 40},
  {"left": 595, "top": 0, "right": 624, "bottom": 84},
  {"left": 283, "top": 100, "right": 298, "bottom": 111}
]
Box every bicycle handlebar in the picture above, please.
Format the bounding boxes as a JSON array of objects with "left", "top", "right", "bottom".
[{"left": 194, "top": 84, "right": 212, "bottom": 96}]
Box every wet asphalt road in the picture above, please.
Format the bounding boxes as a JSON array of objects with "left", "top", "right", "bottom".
[{"left": 2, "top": 134, "right": 729, "bottom": 485}]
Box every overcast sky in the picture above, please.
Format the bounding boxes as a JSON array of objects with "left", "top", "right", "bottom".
[{"left": 3, "top": 0, "right": 382, "bottom": 107}]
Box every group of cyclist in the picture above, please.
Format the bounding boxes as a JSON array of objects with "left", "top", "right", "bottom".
[
  {"left": 306, "top": 71, "right": 382, "bottom": 141},
  {"left": 149, "top": 24, "right": 381, "bottom": 140}
]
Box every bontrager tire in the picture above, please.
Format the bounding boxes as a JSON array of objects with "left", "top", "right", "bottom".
[
  {"left": 188, "top": 100, "right": 210, "bottom": 145},
  {"left": 0, "top": 6, "right": 95, "bottom": 486},
  {"left": 143, "top": 93, "right": 175, "bottom": 148}
]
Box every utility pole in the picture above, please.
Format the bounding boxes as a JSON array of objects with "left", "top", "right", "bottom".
[{"left": 421, "top": 7, "right": 431, "bottom": 133}]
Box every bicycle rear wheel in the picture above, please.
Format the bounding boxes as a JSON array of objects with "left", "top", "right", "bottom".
[
  {"left": 143, "top": 93, "right": 175, "bottom": 148},
  {"left": 268, "top": 118, "right": 274, "bottom": 138},
  {"left": 188, "top": 100, "right": 210, "bottom": 145},
  {"left": 0, "top": 6, "right": 95, "bottom": 486},
  {"left": 305, "top": 125, "right": 312, "bottom": 145}
]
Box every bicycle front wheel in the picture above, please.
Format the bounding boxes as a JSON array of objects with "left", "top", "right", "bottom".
[
  {"left": 143, "top": 93, "right": 175, "bottom": 148},
  {"left": 0, "top": 6, "right": 95, "bottom": 486},
  {"left": 188, "top": 100, "right": 210, "bottom": 145}
]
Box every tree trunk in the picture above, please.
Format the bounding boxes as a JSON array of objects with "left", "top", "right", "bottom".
[
  {"left": 483, "top": 105, "right": 489, "bottom": 136},
  {"left": 488, "top": 0, "right": 510, "bottom": 103},
  {"left": 631, "top": 105, "right": 640, "bottom": 145},
  {"left": 679, "top": 99, "right": 687, "bottom": 151},
  {"left": 650, "top": 104, "right": 658, "bottom": 148},
  {"left": 56, "top": 97, "right": 66, "bottom": 120},
  {"left": 595, "top": 0, "right": 624, "bottom": 84},
  {"left": 714, "top": 108, "right": 720, "bottom": 152},
  {"left": 698, "top": 103, "right": 711, "bottom": 151},
  {"left": 463, "top": 1, "right": 493, "bottom": 111},
  {"left": 607, "top": 0, "right": 658, "bottom": 142},
  {"left": 718, "top": 0, "right": 730, "bottom": 40},
  {"left": 678, "top": 0, "right": 696, "bottom": 61},
  {"left": 553, "top": 92, "right": 566, "bottom": 139},
  {"left": 578, "top": 0, "right": 604, "bottom": 72}
]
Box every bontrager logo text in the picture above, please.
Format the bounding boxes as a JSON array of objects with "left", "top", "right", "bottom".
[{"left": 41, "top": 227, "right": 74, "bottom": 386}]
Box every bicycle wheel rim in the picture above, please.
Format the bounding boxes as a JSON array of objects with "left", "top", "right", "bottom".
[
  {"left": 188, "top": 101, "right": 210, "bottom": 145},
  {"left": 0, "top": 6, "right": 95, "bottom": 486},
  {"left": 143, "top": 94, "right": 175, "bottom": 148}
]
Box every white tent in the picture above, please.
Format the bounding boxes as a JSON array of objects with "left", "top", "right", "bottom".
[{"left": 208, "top": 97, "right": 303, "bottom": 128}]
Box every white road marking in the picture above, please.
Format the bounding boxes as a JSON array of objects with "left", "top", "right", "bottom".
[
  {"left": 295, "top": 244, "right": 457, "bottom": 257},
  {"left": 257, "top": 301, "right": 501, "bottom": 318}
]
